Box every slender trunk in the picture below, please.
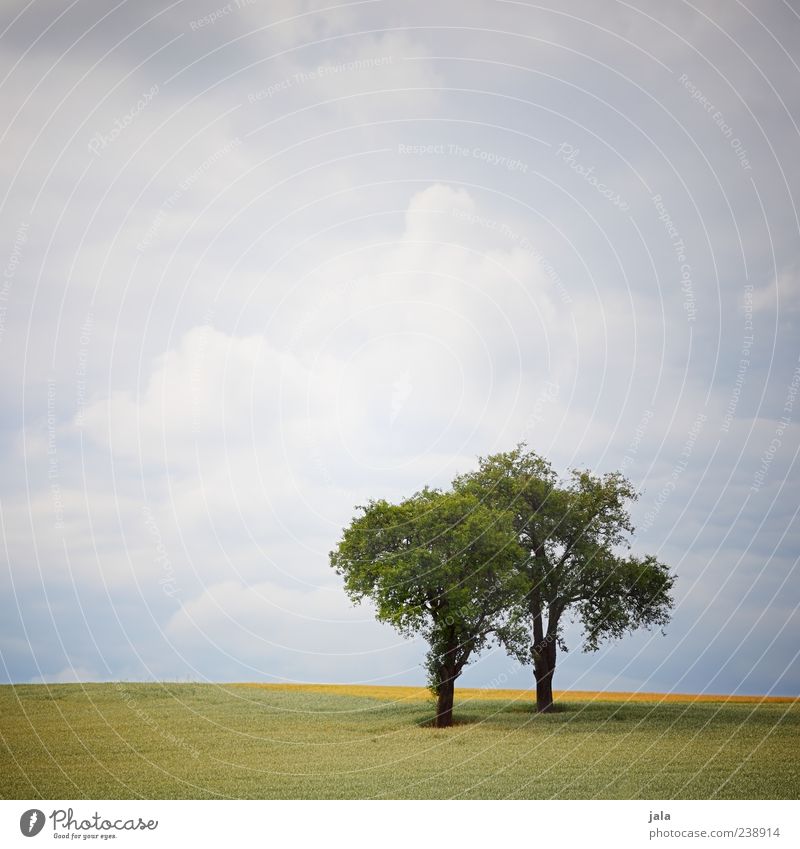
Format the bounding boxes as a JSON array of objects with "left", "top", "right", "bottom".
[
  {"left": 530, "top": 591, "right": 555, "bottom": 713},
  {"left": 435, "top": 672, "right": 456, "bottom": 728},
  {"left": 533, "top": 640, "right": 556, "bottom": 713}
]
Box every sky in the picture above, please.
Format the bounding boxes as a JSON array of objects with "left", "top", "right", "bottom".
[{"left": 0, "top": 0, "right": 798, "bottom": 696}]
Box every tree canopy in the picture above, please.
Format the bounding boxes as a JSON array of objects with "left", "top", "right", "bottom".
[
  {"left": 454, "top": 445, "right": 675, "bottom": 711},
  {"left": 330, "top": 487, "right": 526, "bottom": 727},
  {"left": 331, "top": 445, "right": 675, "bottom": 723}
]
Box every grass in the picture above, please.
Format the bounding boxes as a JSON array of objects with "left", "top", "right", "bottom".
[{"left": 1, "top": 683, "right": 797, "bottom": 799}]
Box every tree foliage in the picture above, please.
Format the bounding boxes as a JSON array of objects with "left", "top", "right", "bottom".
[
  {"left": 454, "top": 445, "right": 675, "bottom": 711},
  {"left": 330, "top": 487, "right": 526, "bottom": 727},
  {"left": 331, "top": 444, "right": 675, "bottom": 722}
]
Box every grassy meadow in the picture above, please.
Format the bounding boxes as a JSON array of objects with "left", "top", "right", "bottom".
[{"left": 1, "top": 683, "right": 797, "bottom": 799}]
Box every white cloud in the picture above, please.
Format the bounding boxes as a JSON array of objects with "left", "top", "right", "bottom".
[
  {"left": 164, "top": 579, "right": 420, "bottom": 683},
  {"left": 750, "top": 268, "right": 800, "bottom": 315},
  {"left": 2, "top": 0, "right": 798, "bottom": 695}
]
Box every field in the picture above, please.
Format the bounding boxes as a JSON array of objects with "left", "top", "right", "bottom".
[{"left": 1, "top": 683, "right": 797, "bottom": 799}]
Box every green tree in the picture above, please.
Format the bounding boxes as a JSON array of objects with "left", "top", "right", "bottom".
[
  {"left": 330, "top": 488, "right": 526, "bottom": 727},
  {"left": 455, "top": 445, "right": 675, "bottom": 713}
]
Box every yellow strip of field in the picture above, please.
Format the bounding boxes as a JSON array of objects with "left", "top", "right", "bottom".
[{"left": 234, "top": 683, "right": 797, "bottom": 704}]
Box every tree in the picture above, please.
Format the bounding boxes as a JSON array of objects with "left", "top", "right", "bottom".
[
  {"left": 454, "top": 445, "right": 675, "bottom": 713},
  {"left": 330, "top": 487, "right": 526, "bottom": 728}
]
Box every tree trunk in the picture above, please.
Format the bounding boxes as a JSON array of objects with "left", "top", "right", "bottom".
[
  {"left": 530, "top": 593, "right": 556, "bottom": 713},
  {"left": 435, "top": 672, "right": 456, "bottom": 728},
  {"left": 533, "top": 640, "right": 556, "bottom": 713}
]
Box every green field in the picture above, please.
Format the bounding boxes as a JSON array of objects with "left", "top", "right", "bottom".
[{"left": 1, "top": 683, "right": 797, "bottom": 799}]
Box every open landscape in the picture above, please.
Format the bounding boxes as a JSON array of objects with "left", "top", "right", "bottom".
[
  {"left": 2, "top": 4, "right": 800, "bottom": 838},
  {"left": 2, "top": 684, "right": 797, "bottom": 800}
]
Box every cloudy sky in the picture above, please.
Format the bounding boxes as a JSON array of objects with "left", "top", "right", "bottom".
[{"left": 1, "top": 0, "right": 798, "bottom": 696}]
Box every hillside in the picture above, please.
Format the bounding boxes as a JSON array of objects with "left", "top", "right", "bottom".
[{"left": 1, "top": 683, "right": 796, "bottom": 799}]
